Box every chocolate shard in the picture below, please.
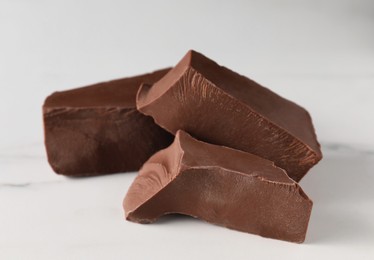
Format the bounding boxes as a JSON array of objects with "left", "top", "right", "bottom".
[
  {"left": 124, "top": 130, "right": 313, "bottom": 243},
  {"left": 136, "top": 50, "right": 322, "bottom": 181},
  {"left": 43, "top": 68, "right": 173, "bottom": 176}
]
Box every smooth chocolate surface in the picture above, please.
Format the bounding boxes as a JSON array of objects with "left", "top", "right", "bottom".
[
  {"left": 124, "top": 130, "right": 313, "bottom": 243},
  {"left": 43, "top": 68, "right": 173, "bottom": 176},
  {"left": 137, "top": 50, "right": 322, "bottom": 182}
]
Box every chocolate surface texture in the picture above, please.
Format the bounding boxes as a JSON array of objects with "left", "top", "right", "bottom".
[
  {"left": 137, "top": 50, "right": 322, "bottom": 181},
  {"left": 43, "top": 68, "right": 173, "bottom": 176},
  {"left": 124, "top": 130, "right": 313, "bottom": 243}
]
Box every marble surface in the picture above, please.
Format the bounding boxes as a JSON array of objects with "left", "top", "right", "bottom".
[
  {"left": 1, "top": 0, "right": 374, "bottom": 259},
  {"left": 1, "top": 143, "right": 374, "bottom": 259}
]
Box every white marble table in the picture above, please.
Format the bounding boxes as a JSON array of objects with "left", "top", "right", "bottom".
[
  {"left": 1, "top": 0, "right": 374, "bottom": 259},
  {"left": 1, "top": 143, "right": 374, "bottom": 259}
]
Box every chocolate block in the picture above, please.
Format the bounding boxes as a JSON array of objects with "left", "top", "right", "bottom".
[
  {"left": 137, "top": 50, "right": 322, "bottom": 181},
  {"left": 124, "top": 130, "right": 313, "bottom": 243},
  {"left": 43, "top": 68, "right": 173, "bottom": 176}
]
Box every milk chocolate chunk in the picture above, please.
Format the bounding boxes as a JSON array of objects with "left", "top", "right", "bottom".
[
  {"left": 43, "top": 68, "right": 173, "bottom": 176},
  {"left": 124, "top": 130, "right": 313, "bottom": 243},
  {"left": 137, "top": 51, "right": 322, "bottom": 181}
]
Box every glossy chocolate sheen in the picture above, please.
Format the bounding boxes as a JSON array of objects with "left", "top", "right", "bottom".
[
  {"left": 43, "top": 68, "right": 173, "bottom": 176},
  {"left": 124, "top": 130, "right": 313, "bottom": 243},
  {"left": 137, "top": 50, "right": 322, "bottom": 182}
]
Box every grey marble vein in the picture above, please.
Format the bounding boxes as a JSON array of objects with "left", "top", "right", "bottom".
[{"left": 0, "top": 180, "right": 65, "bottom": 189}]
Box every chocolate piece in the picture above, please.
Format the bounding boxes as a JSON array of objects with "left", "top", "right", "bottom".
[
  {"left": 43, "top": 68, "right": 173, "bottom": 176},
  {"left": 137, "top": 50, "right": 322, "bottom": 181},
  {"left": 124, "top": 130, "right": 313, "bottom": 243}
]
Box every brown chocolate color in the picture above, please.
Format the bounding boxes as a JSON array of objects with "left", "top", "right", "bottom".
[
  {"left": 137, "top": 50, "right": 322, "bottom": 182},
  {"left": 43, "top": 68, "right": 173, "bottom": 176},
  {"left": 124, "top": 130, "right": 313, "bottom": 243}
]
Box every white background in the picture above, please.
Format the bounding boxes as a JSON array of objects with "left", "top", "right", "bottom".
[{"left": 1, "top": 0, "right": 374, "bottom": 259}]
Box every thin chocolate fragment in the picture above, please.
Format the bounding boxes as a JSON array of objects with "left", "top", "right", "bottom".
[
  {"left": 43, "top": 68, "right": 173, "bottom": 176},
  {"left": 124, "top": 130, "right": 313, "bottom": 243},
  {"left": 137, "top": 50, "right": 322, "bottom": 181}
]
